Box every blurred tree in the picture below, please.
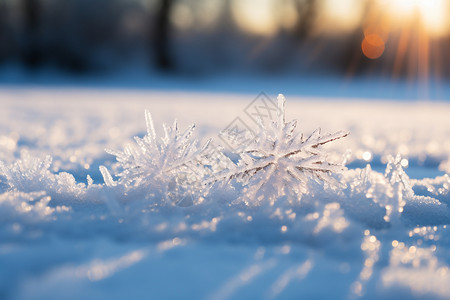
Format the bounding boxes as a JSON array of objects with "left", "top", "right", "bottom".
[
  {"left": 154, "top": 0, "right": 174, "bottom": 71},
  {"left": 256, "top": 0, "right": 318, "bottom": 73},
  {"left": 293, "top": 0, "right": 317, "bottom": 39},
  {"left": 21, "top": 0, "right": 43, "bottom": 68},
  {"left": 0, "top": 0, "right": 8, "bottom": 63},
  {"left": 338, "top": 0, "right": 375, "bottom": 75}
]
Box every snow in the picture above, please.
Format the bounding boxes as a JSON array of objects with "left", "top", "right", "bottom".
[
  {"left": 1, "top": 87, "right": 450, "bottom": 299},
  {"left": 213, "top": 94, "right": 349, "bottom": 206}
]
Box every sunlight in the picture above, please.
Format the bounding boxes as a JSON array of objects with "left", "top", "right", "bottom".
[
  {"left": 378, "top": 0, "right": 449, "bottom": 36},
  {"left": 320, "top": 0, "right": 365, "bottom": 33},
  {"left": 231, "top": 0, "right": 278, "bottom": 36}
]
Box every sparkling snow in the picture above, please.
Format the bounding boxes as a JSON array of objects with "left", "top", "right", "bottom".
[{"left": 1, "top": 87, "right": 450, "bottom": 300}]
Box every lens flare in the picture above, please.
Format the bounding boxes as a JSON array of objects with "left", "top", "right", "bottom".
[{"left": 362, "top": 34, "right": 385, "bottom": 59}]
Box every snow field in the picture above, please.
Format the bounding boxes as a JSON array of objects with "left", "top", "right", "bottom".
[{"left": 1, "top": 88, "right": 450, "bottom": 299}]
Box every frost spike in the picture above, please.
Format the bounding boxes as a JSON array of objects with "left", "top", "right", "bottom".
[
  {"left": 277, "top": 94, "right": 286, "bottom": 127},
  {"left": 145, "top": 110, "right": 156, "bottom": 141},
  {"left": 99, "top": 166, "right": 117, "bottom": 187},
  {"left": 201, "top": 138, "right": 212, "bottom": 151},
  {"left": 183, "top": 123, "right": 195, "bottom": 139},
  {"left": 87, "top": 175, "right": 94, "bottom": 186},
  {"left": 283, "top": 130, "right": 348, "bottom": 158},
  {"left": 305, "top": 128, "right": 321, "bottom": 144},
  {"left": 162, "top": 123, "right": 170, "bottom": 144},
  {"left": 306, "top": 130, "right": 349, "bottom": 148}
]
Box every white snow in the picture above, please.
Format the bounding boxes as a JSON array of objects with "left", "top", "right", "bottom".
[{"left": 1, "top": 87, "right": 450, "bottom": 300}]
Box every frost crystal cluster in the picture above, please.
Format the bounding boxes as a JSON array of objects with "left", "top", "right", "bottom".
[
  {"left": 214, "top": 94, "right": 349, "bottom": 205},
  {"left": 101, "top": 110, "right": 218, "bottom": 206},
  {"left": 100, "top": 95, "right": 350, "bottom": 207},
  {"left": 0, "top": 151, "right": 91, "bottom": 201}
]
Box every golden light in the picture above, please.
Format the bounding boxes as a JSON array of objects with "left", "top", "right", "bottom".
[
  {"left": 231, "top": 0, "right": 278, "bottom": 36},
  {"left": 378, "top": 0, "right": 449, "bottom": 36},
  {"left": 319, "top": 0, "right": 365, "bottom": 33}
]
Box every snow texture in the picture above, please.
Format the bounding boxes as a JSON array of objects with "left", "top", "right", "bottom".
[{"left": 1, "top": 89, "right": 450, "bottom": 300}]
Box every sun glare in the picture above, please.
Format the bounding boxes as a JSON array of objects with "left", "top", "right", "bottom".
[{"left": 378, "top": 0, "right": 449, "bottom": 36}]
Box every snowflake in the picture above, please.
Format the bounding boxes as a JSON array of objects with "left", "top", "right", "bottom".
[
  {"left": 212, "top": 94, "right": 349, "bottom": 206},
  {"left": 101, "top": 110, "right": 219, "bottom": 206},
  {"left": 383, "top": 154, "right": 413, "bottom": 221},
  {"left": 385, "top": 154, "right": 413, "bottom": 198}
]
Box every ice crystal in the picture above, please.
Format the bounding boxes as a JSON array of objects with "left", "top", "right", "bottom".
[
  {"left": 0, "top": 151, "right": 91, "bottom": 202},
  {"left": 344, "top": 156, "right": 415, "bottom": 225},
  {"left": 383, "top": 154, "right": 414, "bottom": 222},
  {"left": 102, "top": 110, "right": 218, "bottom": 206},
  {"left": 0, "top": 152, "right": 52, "bottom": 193},
  {"left": 385, "top": 155, "right": 414, "bottom": 198},
  {"left": 212, "top": 94, "right": 349, "bottom": 205}
]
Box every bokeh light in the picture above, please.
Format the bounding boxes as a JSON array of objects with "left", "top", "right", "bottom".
[
  {"left": 231, "top": 0, "right": 278, "bottom": 36},
  {"left": 362, "top": 34, "right": 385, "bottom": 59},
  {"left": 319, "top": 0, "right": 365, "bottom": 33}
]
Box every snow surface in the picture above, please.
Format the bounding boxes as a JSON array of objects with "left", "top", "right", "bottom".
[{"left": 1, "top": 87, "right": 450, "bottom": 299}]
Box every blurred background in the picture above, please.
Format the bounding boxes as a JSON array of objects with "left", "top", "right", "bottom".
[{"left": 0, "top": 0, "right": 450, "bottom": 98}]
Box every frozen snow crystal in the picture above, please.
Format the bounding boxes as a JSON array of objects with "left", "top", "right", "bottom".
[
  {"left": 102, "top": 110, "right": 216, "bottom": 206},
  {"left": 0, "top": 151, "right": 94, "bottom": 205},
  {"left": 212, "top": 94, "right": 349, "bottom": 206},
  {"left": 385, "top": 155, "right": 414, "bottom": 198},
  {"left": 383, "top": 155, "right": 414, "bottom": 222},
  {"left": 0, "top": 151, "right": 53, "bottom": 193}
]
